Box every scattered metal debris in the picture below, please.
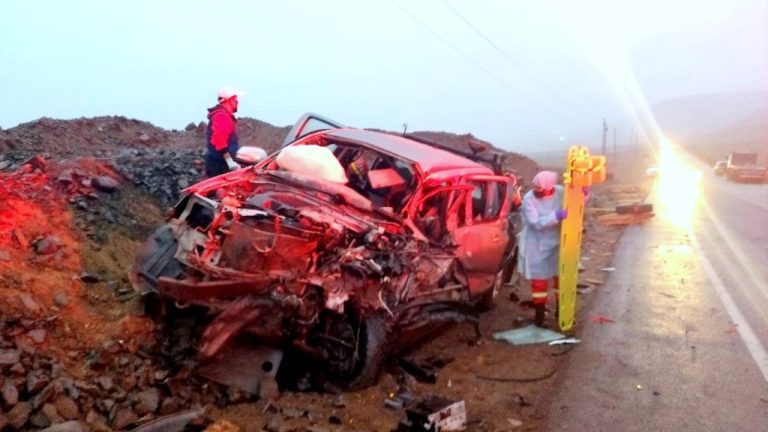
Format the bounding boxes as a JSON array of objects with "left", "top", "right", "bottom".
[
  {"left": 548, "top": 338, "right": 581, "bottom": 346},
  {"left": 330, "top": 395, "right": 346, "bottom": 408},
  {"left": 475, "top": 366, "right": 558, "bottom": 384},
  {"left": 393, "top": 395, "right": 467, "bottom": 432},
  {"left": 385, "top": 398, "right": 404, "bottom": 410},
  {"left": 590, "top": 315, "right": 615, "bottom": 324},
  {"left": 398, "top": 357, "right": 437, "bottom": 384},
  {"left": 615, "top": 203, "right": 653, "bottom": 214},
  {"left": 597, "top": 212, "right": 654, "bottom": 226},
  {"left": 129, "top": 408, "right": 205, "bottom": 432}
]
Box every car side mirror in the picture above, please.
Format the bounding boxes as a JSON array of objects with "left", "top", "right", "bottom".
[{"left": 235, "top": 146, "right": 268, "bottom": 165}]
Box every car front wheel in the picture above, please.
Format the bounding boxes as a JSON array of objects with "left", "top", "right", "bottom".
[{"left": 317, "top": 310, "right": 391, "bottom": 391}]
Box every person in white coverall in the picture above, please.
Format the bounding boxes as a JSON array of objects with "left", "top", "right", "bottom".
[{"left": 517, "top": 171, "right": 568, "bottom": 326}]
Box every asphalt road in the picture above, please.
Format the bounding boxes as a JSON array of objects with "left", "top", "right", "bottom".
[{"left": 545, "top": 144, "right": 768, "bottom": 431}]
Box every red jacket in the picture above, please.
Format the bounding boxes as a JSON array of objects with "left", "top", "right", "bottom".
[{"left": 206, "top": 105, "right": 239, "bottom": 153}]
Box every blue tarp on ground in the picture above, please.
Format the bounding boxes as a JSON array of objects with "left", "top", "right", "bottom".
[{"left": 493, "top": 324, "right": 565, "bottom": 345}]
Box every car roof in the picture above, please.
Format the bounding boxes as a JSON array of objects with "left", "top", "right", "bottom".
[{"left": 323, "top": 128, "right": 490, "bottom": 174}]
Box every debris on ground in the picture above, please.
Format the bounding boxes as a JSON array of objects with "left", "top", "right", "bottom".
[
  {"left": 589, "top": 184, "right": 654, "bottom": 226},
  {"left": 615, "top": 203, "right": 654, "bottom": 214},
  {"left": 129, "top": 408, "right": 206, "bottom": 432},
  {"left": 591, "top": 315, "right": 616, "bottom": 324},
  {"left": 549, "top": 338, "right": 581, "bottom": 346},
  {"left": 398, "top": 358, "right": 438, "bottom": 384},
  {"left": 492, "top": 325, "right": 566, "bottom": 346},
  {"left": 475, "top": 365, "right": 559, "bottom": 383},
  {"left": 392, "top": 396, "right": 466, "bottom": 432},
  {"left": 597, "top": 212, "right": 655, "bottom": 226}
]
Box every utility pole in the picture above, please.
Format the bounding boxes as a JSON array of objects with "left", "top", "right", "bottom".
[
  {"left": 613, "top": 127, "right": 617, "bottom": 166},
  {"left": 601, "top": 118, "right": 608, "bottom": 156}
]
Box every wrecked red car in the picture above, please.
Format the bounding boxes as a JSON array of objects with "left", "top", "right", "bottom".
[{"left": 132, "top": 113, "right": 519, "bottom": 391}]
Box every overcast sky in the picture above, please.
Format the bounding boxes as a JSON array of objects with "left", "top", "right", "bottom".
[{"left": 1, "top": 0, "right": 766, "bottom": 151}]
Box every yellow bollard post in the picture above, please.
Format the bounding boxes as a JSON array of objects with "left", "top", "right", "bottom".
[{"left": 558, "top": 146, "right": 606, "bottom": 331}]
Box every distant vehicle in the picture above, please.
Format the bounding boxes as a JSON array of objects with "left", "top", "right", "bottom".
[
  {"left": 726, "top": 152, "right": 767, "bottom": 182},
  {"left": 713, "top": 160, "right": 727, "bottom": 176},
  {"left": 645, "top": 164, "right": 661, "bottom": 177}
]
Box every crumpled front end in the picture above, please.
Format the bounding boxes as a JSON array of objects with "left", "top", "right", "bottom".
[{"left": 131, "top": 170, "right": 477, "bottom": 390}]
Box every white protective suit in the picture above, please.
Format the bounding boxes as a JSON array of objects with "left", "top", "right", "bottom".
[{"left": 517, "top": 176, "right": 564, "bottom": 280}]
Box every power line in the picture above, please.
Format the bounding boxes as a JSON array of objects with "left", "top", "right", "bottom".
[
  {"left": 440, "top": 0, "right": 569, "bottom": 110},
  {"left": 387, "top": 0, "right": 540, "bottom": 106}
]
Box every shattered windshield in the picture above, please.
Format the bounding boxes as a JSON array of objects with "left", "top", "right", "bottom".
[{"left": 262, "top": 140, "right": 418, "bottom": 213}]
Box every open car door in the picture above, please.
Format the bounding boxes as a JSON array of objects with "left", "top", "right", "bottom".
[
  {"left": 448, "top": 174, "right": 514, "bottom": 295},
  {"left": 282, "top": 112, "right": 344, "bottom": 146},
  {"left": 408, "top": 174, "right": 514, "bottom": 296}
]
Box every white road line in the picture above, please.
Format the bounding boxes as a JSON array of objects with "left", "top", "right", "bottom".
[
  {"left": 700, "top": 200, "right": 768, "bottom": 304},
  {"left": 690, "top": 231, "right": 768, "bottom": 383}
]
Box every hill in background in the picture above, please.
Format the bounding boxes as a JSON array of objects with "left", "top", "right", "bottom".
[
  {"left": 651, "top": 90, "right": 768, "bottom": 163},
  {"left": 0, "top": 116, "right": 538, "bottom": 177}
]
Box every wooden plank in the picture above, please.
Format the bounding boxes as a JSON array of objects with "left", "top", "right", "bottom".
[{"left": 597, "top": 212, "right": 654, "bottom": 226}]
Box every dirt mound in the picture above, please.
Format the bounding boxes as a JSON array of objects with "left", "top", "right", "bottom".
[
  {"left": 3, "top": 115, "right": 538, "bottom": 179},
  {"left": 234, "top": 118, "right": 292, "bottom": 153},
  {"left": 0, "top": 158, "right": 243, "bottom": 430},
  {"left": 171, "top": 117, "right": 292, "bottom": 156},
  {"left": 0, "top": 129, "right": 12, "bottom": 153},
  {"left": 2, "top": 114, "right": 291, "bottom": 161},
  {"left": 6, "top": 117, "right": 173, "bottom": 158}
]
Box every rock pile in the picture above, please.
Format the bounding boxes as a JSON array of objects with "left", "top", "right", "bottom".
[
  {"left": 112, "top": 149, "right": 205, "bottom": 208},
  {"left": 0, "top": 314, "right": 232, "bottom": 431}
]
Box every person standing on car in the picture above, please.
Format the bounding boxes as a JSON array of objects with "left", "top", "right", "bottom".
[
  {"left": 517, "top": 170, "right": 567, "bottom": 326},
  {"left": 205, "top": 86, "right": 243, "bottom": 177}
]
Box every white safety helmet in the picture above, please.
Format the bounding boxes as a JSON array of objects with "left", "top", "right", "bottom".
[{"left": 217, "top": 86, "right": 244, "bottom": 101}]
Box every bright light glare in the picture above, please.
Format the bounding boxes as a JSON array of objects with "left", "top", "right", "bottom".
[{"left": 656, "top": 139, "right": 702, "bottom": 229}]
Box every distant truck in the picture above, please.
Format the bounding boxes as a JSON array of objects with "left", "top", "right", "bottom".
[{"left": 726, "top": 152, "right": 767, "bottom": 182}]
